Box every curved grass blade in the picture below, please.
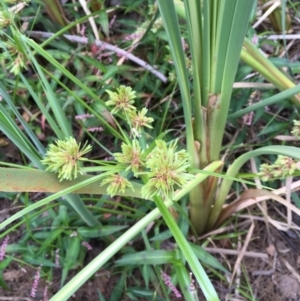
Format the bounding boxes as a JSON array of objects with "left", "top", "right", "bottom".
[
  {"left": 209, "top": 145, "right": 300, "bottom": 229},
  {"left": 0, "top": 172, "right": 116, "bottom": 231},
  {"left": 0, "top": 161, "right": 222, "bottom": 230}
]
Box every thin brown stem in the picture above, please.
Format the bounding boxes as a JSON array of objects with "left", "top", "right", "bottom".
[{"left": 28, "top": 31, "right": 168, "bottom": 83}]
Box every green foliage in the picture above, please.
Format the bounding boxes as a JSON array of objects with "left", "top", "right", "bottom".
[
  {"left": 0, "top": 0, "right": 300, "bottom": 300},
  {"left": 39, "top": 86, "right": 194, "bottom": 201}
]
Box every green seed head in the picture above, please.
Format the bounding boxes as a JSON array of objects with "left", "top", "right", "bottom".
[
  {"left": 41, "top": 137, "right": 92, "bottom": 181},
  {"left": 105, "top": 86, "right": 136, "bottom": 115}
]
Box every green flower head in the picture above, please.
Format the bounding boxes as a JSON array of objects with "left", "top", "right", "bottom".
[
  {"left": 41, "top": 137, "right": 92, "bottom": 181},
  {"left": 0, "top": 39, "right": 27, "bottom": 75},
  {"left": 101, "top": 173, "right": 134, "bottom": 197},
  {"left": 114, "top": 139, "right": 144, "bottom": 176},
  {"left": 258, "top": 163, "right": 273, "bottom": 182},
  {"left": 142, "top": 139, "right": 194, "bottom": 200},
  {"left": 105, "top": 85, "right": 136, "bottom": 115},
  {"left": 274, "top": 155, "right": 296, "bottom": 176},
  {"left": 128, "top": 108, "right": 154, "bottom": 133},
  {"left": 0, "top": 10, "right": 13, "bottom": 29},
  {"left": 258, "top": 155, "right": 297, "bottom": 181},
  {"left": 8, "top": 52, "right": 26, "bottom": 75}
]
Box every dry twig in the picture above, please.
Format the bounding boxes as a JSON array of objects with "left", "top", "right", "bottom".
[{"left": 28, "top": 31, "right": 168, "bottom": 83}]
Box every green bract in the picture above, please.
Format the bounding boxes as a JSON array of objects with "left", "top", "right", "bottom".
[{"left": 41, "top": 137, "right": 92, "bottom": 181}]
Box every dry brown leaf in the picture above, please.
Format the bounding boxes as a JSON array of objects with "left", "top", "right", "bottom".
[{"left": 213, "top": 189, "right": 300, "bottom": 230}]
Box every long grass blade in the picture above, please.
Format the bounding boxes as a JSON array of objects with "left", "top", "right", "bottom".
[
  {"left": 228, "top": 84, "right": 300, "bottom": 119},
  {"left": 156, "top": 0, "right": 194, "bottom": 159},
  {"left": 0, "top": 168, "right": 143, "bottom": 195}
]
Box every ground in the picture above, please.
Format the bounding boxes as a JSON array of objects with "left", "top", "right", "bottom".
[{"left": 1, "top": 194, "right": 300, "bottom": 300}]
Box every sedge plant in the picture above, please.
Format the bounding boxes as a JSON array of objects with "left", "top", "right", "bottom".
[
  {"left": 1, "top": 1, "right": 300, "bottom": 300},
  {"left": 0, "top": 2, "right": 222, "bottom": 299},
  {"left": 156, "top": 0, "right": 300, "bottom": 234}
]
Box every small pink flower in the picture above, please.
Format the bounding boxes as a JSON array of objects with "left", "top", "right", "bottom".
[
  {"left": 70, "top": 231, "right": 77, "bottom": 237},
  {"left": 80, "top": 25, "right": 86, "bottom": 37},
  {"left": 82, "top": 241, "right": 92, "bottom": 251},
  {"left": 109, "top": 15, "right": 116, "bottom": 28},
  {"left": 242, "top": 111, "right": 254, "bottom": 126},
  {"left": 251, "top": 34, "right": 258, "bottom": 45},
  {"left": 123, "top": 33, "right": 143, "bottom": 41},
  {"left": 189, "top": 272, "right": 196, "bottom": 295},
  {"left": 43, "top": 284, "right": 49, "bottom": 301},
  {"left": 0, "top": 236, "right": 9, "bottom": 260},
  {"left": 30, "top": 266, "right": 41, "bottom": 298},
  {"left": 161, "top": 270, "right": 182, "bottom": 298},
  {"left": 55, "top": 249, "right": 60, "bottom": 267}
]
